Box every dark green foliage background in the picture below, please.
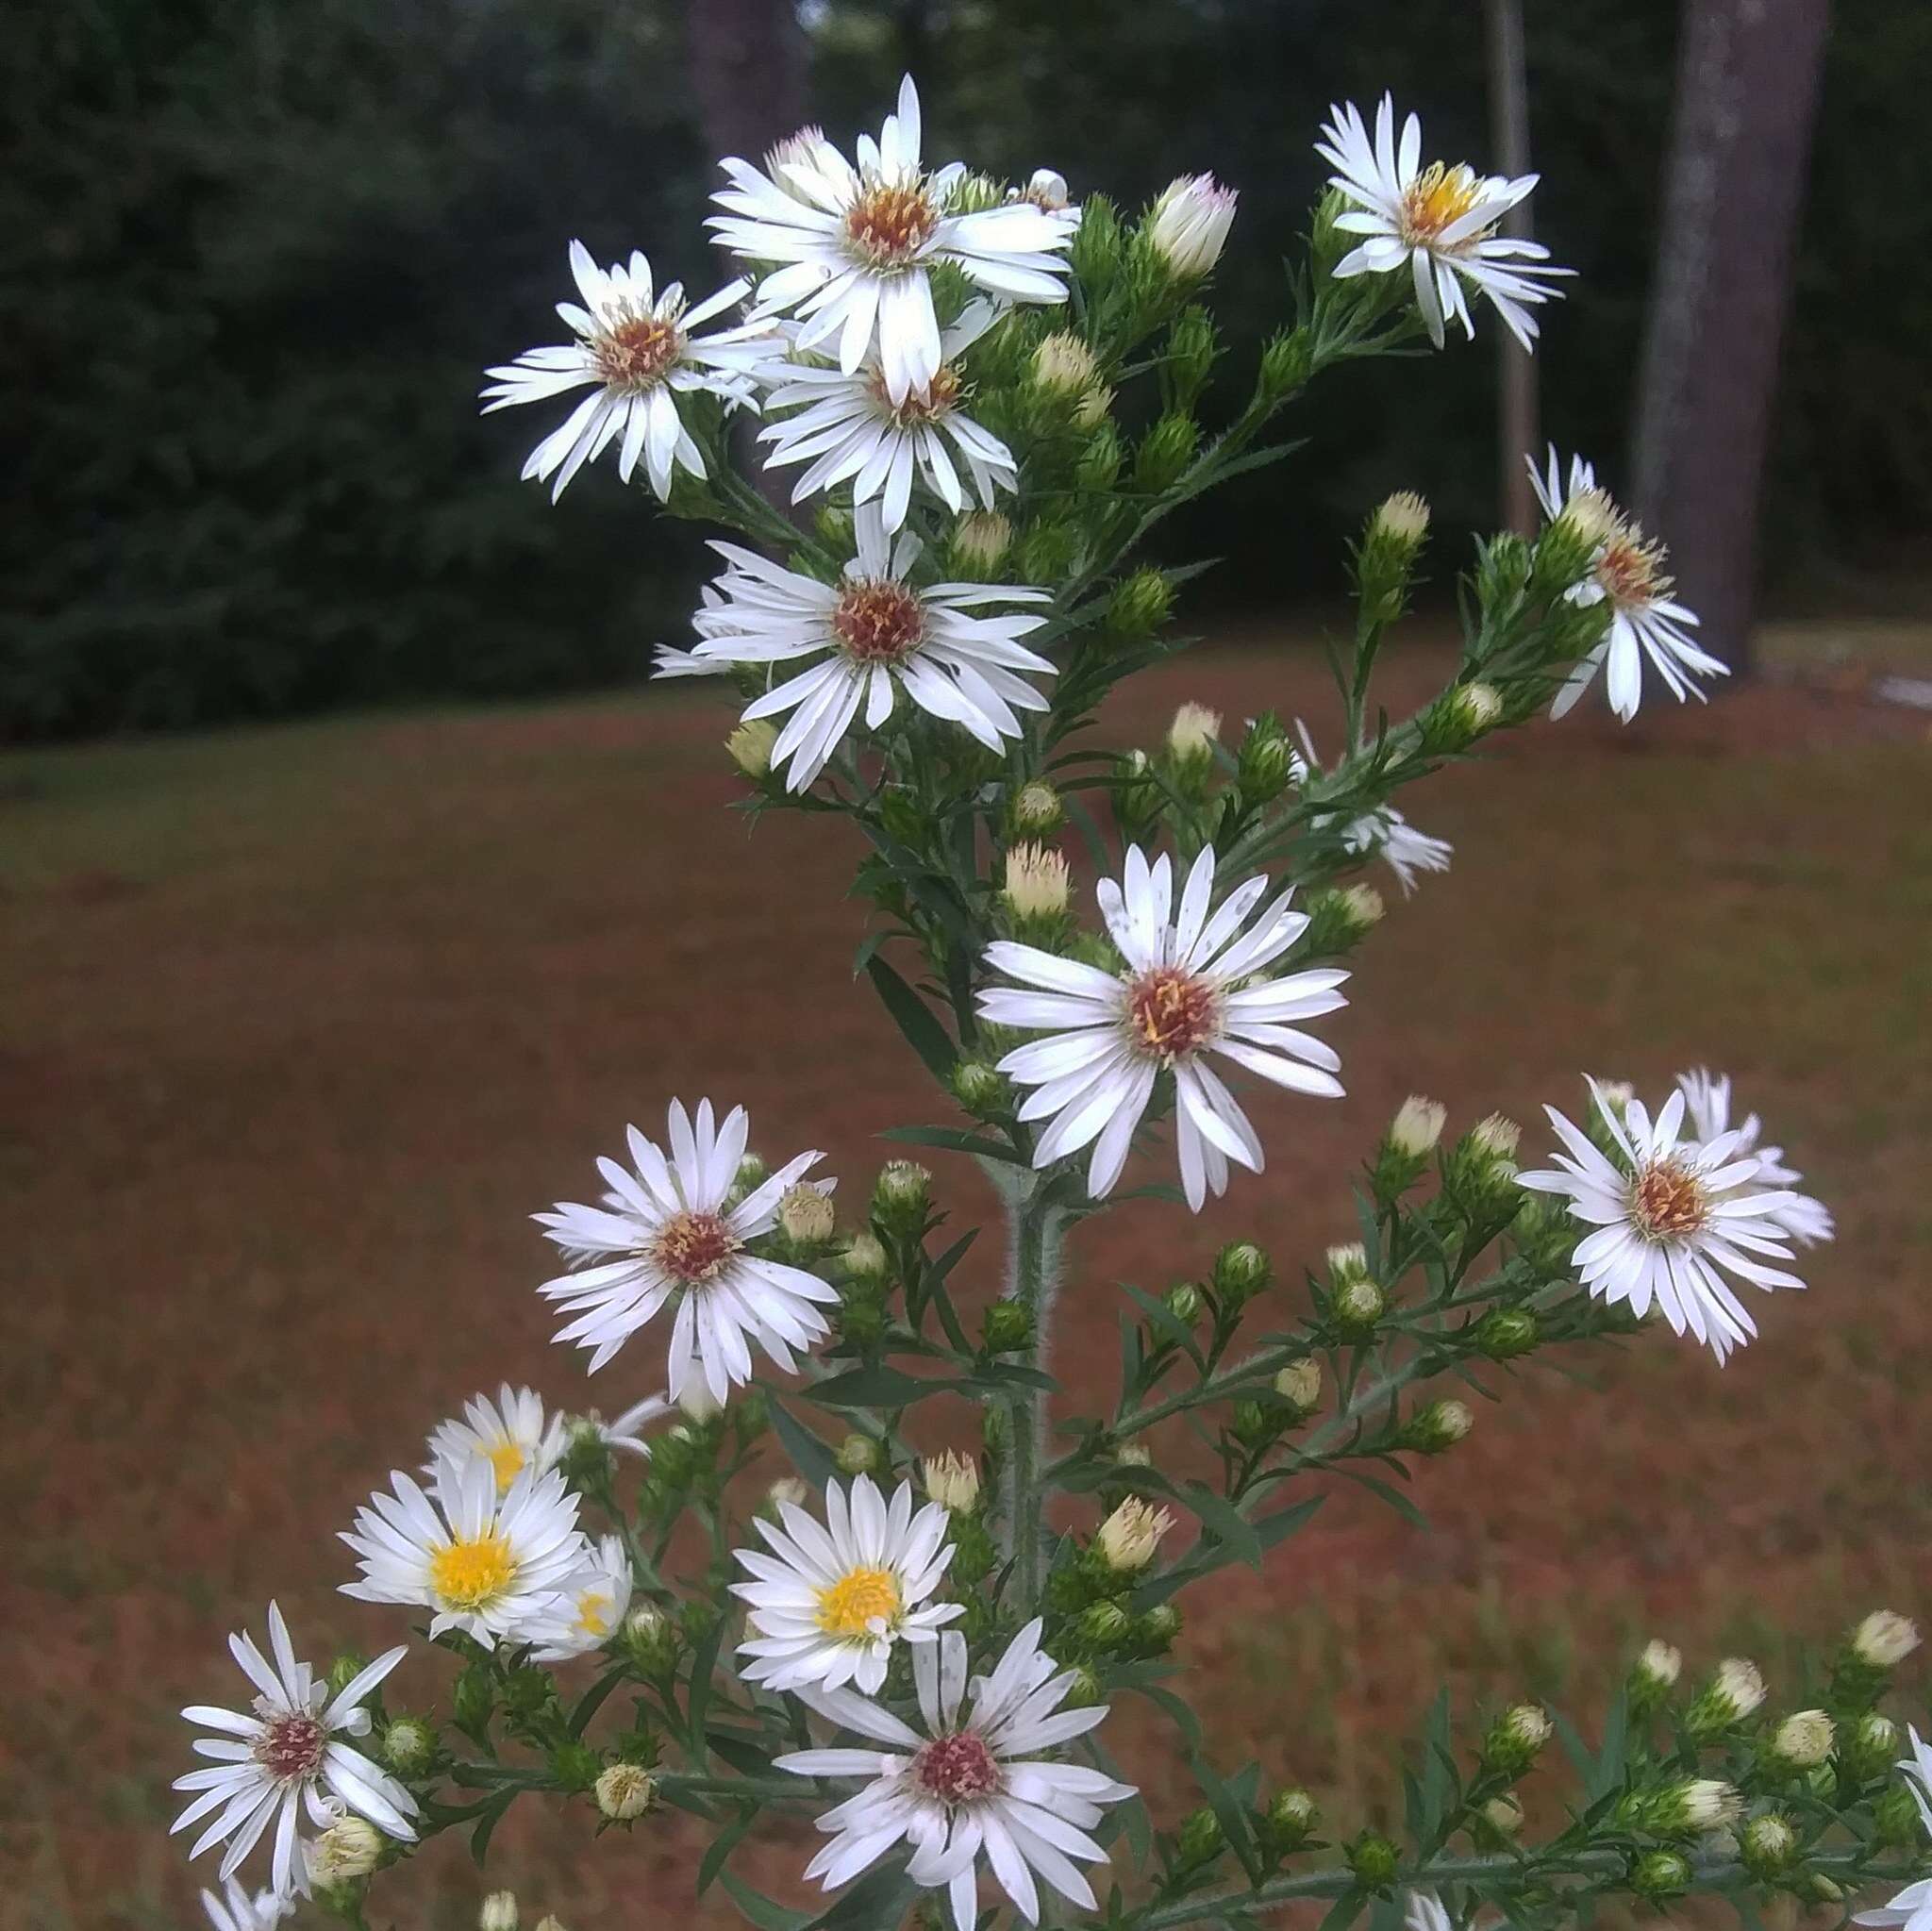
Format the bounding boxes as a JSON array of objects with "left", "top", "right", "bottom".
[{"left": 5, "top": 0, "right": 1925, "bottom": 737}]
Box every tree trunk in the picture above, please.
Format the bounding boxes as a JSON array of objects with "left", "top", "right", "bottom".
[
  {"left": 684, "top": 0, "right": 808, "bottom": 170},
  {"left": 1629, "top": 0, "right": 1831, "bottom": 681},
  {"left": 1485, "top": 0, "right": 1540, "bottom": 537}
]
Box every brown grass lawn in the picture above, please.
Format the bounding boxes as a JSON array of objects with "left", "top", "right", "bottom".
[{"left": 4, "top": 630, "right": 1931, "bottom": 1931}]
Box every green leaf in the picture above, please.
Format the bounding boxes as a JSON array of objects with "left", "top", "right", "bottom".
[
  {"left": 880, "top": 1124, "right": 1029, "bottom": 1164},
  {"left": 1121, "top": 1281, "right": 1204, "bottom": 1362},
  {"left": 803, "top": 1861, "right": 919, "bottom": 1930},
  {"left": 1189, "top": 1753, "right": 1264, "bottom": 1886},
  {"left": 1178, "top": 1478, "right": 1264, "bottom": 1568},
  {"left": 567, "top": 1664, "right": 626, "bottom": 1738},
  {"left": 806, "top": 1362, "right": 935, "bottom": 1408},
  {"left": 865, "top": 955, "right": 958, "bottom": 1080},
  {"left": 684, "top": 1615, "right": 725, "bottom": 1757},
  {"left": 697, "top": 1808, "right": 755, "bottom": 1896},
  {"left": 768, "top": 1396, "right": 841, "bottom": 1489},
  {"left": 1335, "top": 1467, "right": 1430, "bottom": 1530},
  {"left": 468, "top": 1790, "right": 512, "bottom": 1865},
  {"left": 720, "top": 1872, "right": 812, "bottom": 1931}
]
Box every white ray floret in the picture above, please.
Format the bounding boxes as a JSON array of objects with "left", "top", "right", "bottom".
[
  {"left": 756, "top": 302, "right": 1017, "bottom": 531},
  {"left": 425, "top": 1383, "right": 568, "bottom": 1496},
  {"left": 775, "top": 1619, "right": 1134, "bottom": 1931},
  {"left": 1530, "top": 446, "right": 1727, "bottom": 721},
  {"left": 535, "top": 1098, "right": 839, "bottom": 1401},
  {"left": 481, "top": 241, "right": 771, "bottom": 501},
  {"left": 523, "top": 1533, "right": 636, "bottom": 1663},
  {"left": 675, "top": 501, "right": 1055, "bottom": 792},
  {"left": 1519, "top": 1078, "right": 1813, "bottom": 1364},
  {"left": 732, "top": 1474, "right": 961, "bottom": 1694},
  {"left": 339, "top": 1455, "right": 589, "bottom": 1646},
  {"left": 978, "top": 843, "right": 1348, "bottom": 1210},
  {"left": 1288, "top": 722, "right": 1452, "bottom": 896},
  {"left": 171, "top": 1604, "right": 416, "bottom": 1900},
  {"left": 1317, "top": 94, "right": 1570, "bottom": 351},
  {"left": 708, "top": 75, "right": 1076, "bottom": 405},
  {"left": 1676, "top": 1067, "right": 1834, "bottom": 1245},
  {"left": 200, "top": 1880, "right": 294, "bottom": 1931}
]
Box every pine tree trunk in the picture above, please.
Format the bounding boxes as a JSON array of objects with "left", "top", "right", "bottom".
[
  {"left": 1629, "top": 0, "right": 1831, "bottom": 682},
  {"left": 1485, "top": 0, "right": 1540, "bottom": 537}
]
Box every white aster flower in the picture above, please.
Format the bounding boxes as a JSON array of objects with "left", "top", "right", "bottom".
[
  {"left": 1288, "top": 721, "right": 1452, "bottom": 894},
  {"left": 172, "top": 1604, "right": 416, "bottom": 1900},
  {"left": 1147, "top": 173, "right": 1239, "bottom": 277},
  {"left": 1676, "top": 1067, "right": 1834, "bottom": 1245},
  {"left": 1405, "top": 1894, "right": 1453, "bottom": 1931},
  {"left": 978, "top": 844, "right": 1348, "bottom": 1210},
  {"left": 425, "top": 1384, "right": 567, "bottom": 1496},
  {"left": 587, "top": 1393, "right": 675, "bottom": 1458},
  {"left": 339, "top": 1455, "right": 589, "bottom": 1646},
  {"left": 679, "top": 501, "right": 1055, "bottom": 792},
  {"left": 1529, "top": 447, "right": 1727, "bottom": 720},
  {"left": 1317, "top": 95, "right": 1569, "bottom": 350},
  {"left": 480, "top": 242, "right": 770, "bottom": 501},
  {"left": 732, "top": 1473, "right": 962, "bottom": 1693},
  {"left": 535, "top": 1097, "right": 838, "bottom": 1400},
  {"left": 757, "top": 301, "right": 1016, "bottom": 530},
  {"left": 775, "top": 1618, "right": 1134, "bottom": 1931},
  {"left": 200, "top": 1880, "right": 294, "bottom": 1931},
  {"left": 708, "top": 75, "right": 1076, "bottom": 404},
  {"left": 524, "top": 1533, "right": 636, "bottom": 1663},
  {"left": 1519, "top": 1078, "right": 1810, "bottom": 1363}
]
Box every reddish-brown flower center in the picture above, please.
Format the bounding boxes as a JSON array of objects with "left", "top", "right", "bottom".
[
  {"left": 1126, "top": 967, "right": 1220, "bottom": 1062},
  {"left": 593, "top": 314, "right": 684, "bottom": 392},
  {"left": 867, "top": 362, "right": 961, "bottom": 427},
  {"left": 254, "top": 1711, "right": 326, "bottom": 1783},
  {"left": 1629, "top": 1159, "right": 1708, "bottom": 1240},
  {"left": 832, "top": 580, "right": 925, "bottom": 663},
  {"left": 1593, "top": 528, "right": 1672, "bottom": 610},
  {"left": 913, "top": 1731, "right": 1003, "bottom": 1806},
  {"left": 653, "top": 1209, "right": 741, "bottom": 1286},
  {"left": 844, "top": 184, "right": 940, "bottom": 268}
]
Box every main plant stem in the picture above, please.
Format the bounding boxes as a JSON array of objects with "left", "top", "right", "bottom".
[{"left": 986, "top": 1160, "right": 1066, "bottom": 1605}]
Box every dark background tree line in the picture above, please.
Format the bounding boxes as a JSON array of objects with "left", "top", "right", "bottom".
[{"left": 5, "top": 0, "right": 1925, "bottom": 739}]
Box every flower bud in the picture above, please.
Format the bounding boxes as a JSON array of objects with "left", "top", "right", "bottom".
[
  {"left": 837, "top": 1432, "right": 880, "bottom": 1476},
  {"left": 872, "top": 1159, "right": 931, "bottom": 1233},
  {"left": 1002, "top": 842, "right": 1072, "bottom": 926},
  {"left": 1072, "top": 383, "right": 1113, "bottom": 431},
  {"left": 1058, "top": 1664, "right": 1107, "bottom": 1709},
  {"left": 1740, "top": 1811, "right": 1797, "bottom": 1875},
  {"left": 1402, "top": 1398, "right": 1473, "bottom": 1456},
  {"left": 1164, "top": 703, "right": 1221, "bottom": 783},
  {"left": 1630, "top": 1639, "right": 1683, "bottom": 1705},
  {"left": 1108, "top": 566, "right": 1174, "bottom": 640},
  {"left": 1008, "top": 779, "right": 1062, "bottom": 836},
  {"left": 1475, "top": 1307, "right": 1539, "bottom": 1360},
  {"left": 1113, "top": 747, "right": 1161, "bottom": 843},
  {"left": 1844, "top": 1711, "right": 1901, "bottom": 1778},
  {"left": 1176, "top": 1806, "right": 1224, "bottom": 1867},
  {"left": 1017, "top": 517, "right": 1078, "bottom": 584},
  {"left": 1480, "top": 1794, "right": 1524, "bottom": 1839},
  {"left": 1357, "top": 492, "right": 1429, "bottom": 621},
  {"left": 1803, "top": 1875, "right": 1845, "bottom": 1905},
  {"left": 1347, "top": 1832, "right": 1399, "bottom": 1888},
  {"left": 1074, "top": 420, "right": 1123, "bottom": 492},
  {"left": 1305, "top": 883, "right": 1385, "bottom": 953},
  {"left": 1166, "top": 308, "right": 1218, "bottom": 404},
  {"left": 453, "top": 1663, "right": 494, "bottom": 1736},
  {"left": 950, "top": 172, "right": 1006, "bottom": 214},
  {"left": 595, "top": 1762, "right": 657, "bottom": 1821},
  {"left": 1147, "top": 174, "right": 1238, "bottom": 278},
  {"left": 1477, "top": 529, "right": 1534, "bottom": 608},
  {"left": 623, "top": 1606, "right": 679, "bottom": 1674},
  {"left": 1391, "top": 1096, "right": 1447, "bottom": 1157},
  {"left": 1687, "top": 1657, "right": 1766, "bottom": 1737},
  {"left": 1274, "top": 1357, "right": 1322, "bottom": 1414},
  {"left": 1135, "top": 412, "right": 1199, "bottom": 492},
  {"left": 1070, "top": 194, "right": 1122, "bottom": 288},
  {"left": 1137, "top": 1602, "right": 1182, "bottom": 1651},
  {"left": 1095, "top": 1497, "right": 1175, "bottom": 1573},
  {"left": 1079, "top": 1598, "right": 1133, "bottom": 1646},
  {"left": 1628, "top": 1849, "right": 1692, "bottom": 1902},
  {"left": 1852, "top": 1610, "right": 1921, "bottom": 1670},
  {"left": 1212, "top": 1240, "right": 1271, "bottom": 1305},
  {"left": 762, "top": 1475, "right": 808, "bottom": 1519},
  {"left": 1032, "top": 330, "right": 1099, "bottom": 396},
  {"left": 1326, "top": 1241, "right": 1369, "bottom": 1284},
  {"left": 1111, "top": 1441, "right": 1153, "bottom": 1468},
  {"left": 1332, "top": 1273, "right": 1386, "bottom": 1336},
  {"left": 841, "top": 1231, "right": 890, "bottom": 1284},
  {"left": 1257, "top": 326, "right": 1311, "bottom": 401},
  {"left": 1875, "top": 1779, "right": 1929, "bottom": 1848},
  {"left": 1768, "top": 1709, "right": 1835, "bottom": 1771},
  {"left": 1471, "top": 1113, "right": 1521, "bottom": 1160},
  {"left": 982, "top": 1297, "right": 1033, "bottom": 1353},
  {"left": 1267, "top": 1788, "right": 1318, "bottom": 1846},
  {"left": 1420, "top": 680, "right": 1505, "bottom": 754},
  {"left": 308, "top": 1815, "right": 384, "bottom": 1886},
  {"left": 480, "top": 1893, "right": 520, "bottom": 1931},
  {"left": 1619, "top": 1776, "right": 1740, "bottom": 1837},
  {"left": 951, "top": 1059, "right": 1007, "bottom": 1115},
  {"left": 676, "top": 1380, "right": 724, "bottom": 1423},
  {"left": 726, "top": 719, "right": 777, "bottom": 778},
  {"left": 534, "top": 1918, "right": 571, "bottom": 1931},
  {"left": 947, "top": 509, "right": 1012, "bottom": 578},
  {"left": 382, "top": 1715, "right": 434, "bottom": 1774},
  {"left": 777, "top": 1183, "right": 836, "bottom": 1247},
  {"left": 1236, "top": 716, "right": 1294, "bottom": 804},
  {"left": 923, "top": 1451, "right": 981, "bottom": 1514},
  {"left": 1482, "top": 1703, "right": 1551, "bottom": 1775},
  {"left": 1165, "top": 1280, "right": 1204, "bottom": 1323}
]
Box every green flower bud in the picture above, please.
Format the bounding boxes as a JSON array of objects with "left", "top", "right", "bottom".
[
  {"left": 1481, "top": 1702, "right": 1551, "bottom": 1775},
  {"left": 1802, "top": 1874, "right": 1845, "bottom": 1905},
  {"left": 1403, "top": 1398, "right": 1474, "bottom": 1456},
  {"left": 1346, "top": 1832, "right": 1399, "bottom": 1888},
  {"left": 622, "top": 1605, "right": 679, "bottom": 1675},
  {"left": 1165, "top": 1280, "right": 1204, "bottom": 1324},
  {"left": 1059, "top": 1664, "right": 1108, "bottom": 1709},
  {"left": 548, "top": 1740, "right": 601, "bottom": 1793},
  {"left": 841, "top": 1232, "right": 891, "bottom": 1285},
  {"left": 1875, "top": 1780, "right": 1928, "bottom": 1848},
  {"left": 1017, "top": 518, "right": 1078, "bottom": 586},
  {"left": 1475, "top": 1307, "right": 1539, "bottom": 1360},
  {"left": 1166, "top": 308, "right": 1217, "bottom": 405},
  {"left": 1231, "top": 1398, "right": 1275, "bottom": 1449},
  {"left": 1164, "top": 702, "right": 1221, "bottom": 787},
  {"left": 1419, "top": 680, "right": 1504, "bottom": 755},
  {"left": 1079, "top": 1599, "right": 1133, "bottom": 1646},
  {"left": 813, "top": 503, "right": 855, "bottom": 554},
  {"left": 726, "top": 719, "right": 778, "bottom": 778},
  {"left": 1074, "top": 421, "right": 1123, "bottom": 492},
  {"left": 1108, "top": 567, "right": 1174, "bottom": 639},
  {"left": 837, "top": 1432, "right": 881, "bottom": 1476},
  {"left": 872, "top": 1159, "right": 931, "bottom": 1233},
  {"left": 1212, "top": 1240, "right": 1271, "bottom": 1305},
  {"left": 1356, "top": 492, "right": 1429, "bottom": 622},
  {"left": 1267, "top": 1787, "right": 1318, "bottom": 1847},
  {"left": 1302, "top": 884, "right": 1385, "bottom": 954},
  {"left": 982, "top": 1297, "right": 1033, "bottom": 1354},
  {"left": 878, "top": 784, "right": 927, "bottom": 848},
  {"left": 1844, "top": 1711, "right": 1901, "bottom": 1779},
  {"left": 1627, "top": 1638, "right": 1682, "bottom": 1710},
  {"left": 1332, "top": 1273, "right": 1386, "bottom": 1337},
  {"left": 1686, "top": 1657, "right": 1766, "bottom": 1738},
  {"left": 1237, "top": 717, "right": 1294, "bottom": 805},
  {"left": 382, "top": 1715, "right": 435, "bottom": 1775},
  {"left": 1740, "top": 1812, "right": 1797, "bottom": 1876},
  {"left": 1134, "top": 412, "right": 1198, "bottom": 492},
  {"left": 1136, "top": 1602, "right": 1182, "bottom": 1653},
  {"left": 1618, "top": 1777, "right": 1740, "bottom": 1838},
  {"left": 1070, "top": 194, "right": 1123, "bottom": 290},
  {"left": 951, "top": 1059, "right": 1007, "bottom": 1115},
  {"left": 453, "top": 1664, "right": 494, "bottom": 1737},
  {"left": 1628, "top": 1849, "right": 1692, "bottom": 1902},
  {"left": 946, "top": 509, "right": 1012, "bottom": 579},
  {"left": 1113, "top": 748, "right": 1161, "bottom": 844},
  {"left": 325, "top": 1654, "right": 371, "bottom": 1702},
  {"left": 1257, "top": 326, "right": 1311, "bottom": 402},
  {"left": 1008, "top": 779, "right": 1064, "bottom": 836},
  {"left": 1176, "top": 1806, "right": 1224, "bottom": 1868},
  {"left": 1767, "top": 1709, "right": 1835, "bottom": 1771}
]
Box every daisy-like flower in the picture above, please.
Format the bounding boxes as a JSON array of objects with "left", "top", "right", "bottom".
[
  {"left": 679, "top": 501, "right": 1055, "bottom": 792},
  {"left": 1288, "top": 722, "right": 1452, "bottom": 896},
  {"left": 588, "top": 1392, "right": 675, "bottom": 1458},
  {"left": 200, "top": 1881, "right": 294, "bottom": 1931},
  {"left": 1519, "top": 1079, "right": 1810, "bottom": 1364},
  {"left": 1676, "top": 1068, "right": 1834, "bottom": 1245},
  {"left": 1317, "top": 95, "right": 1570, "bottom": 350},
  {"left": 776, "top": 1619, "right": 1134, "bottom": 1931},
  {"left": 732, "top": 1474, "right": 961, "bottom": 1694},
  {"left": 480, "top": 241, "right": 771, "bottom": 502},
  {"left": 172, "top": 1604, "right": 416, "bottom": 1900},
  {"left": 535, "top": 1098, "right": 839, "bottom": 1400},
  {"left": 339, "top": 1455, "right": 589, "bottom": 1646},
  {"left": 707, "top": 75, "right": 1076, "bottom": 404},
  {"left": 756, "top": 301, "right": 1017, "bottom": 531},
  {"left": 1529, "top": 447, "right": 1727, "bottom": 721},
  {"left": 524, "top": 1533, "right": 635, "bottom": 1663},
  {"left": 978, "top": 844, "right": 1348, "bottom": 1210},
  {"left": 426, "top": 1384, "right": 567, "bottom": 1496}
]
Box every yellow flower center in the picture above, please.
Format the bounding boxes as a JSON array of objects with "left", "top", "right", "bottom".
[
  {"left": 814, "top": 1564, "right": 902, "bottom": 1638},
  {"left": 428, "top": 1530, "right": 519, "bottom": 1610},
  {"left": 1400, "top": 162, "right": 1485, "bottom": 247},
  {"left": 574, "top": 1589, "right": 617, "bottom": 1640},
  {"left": 484, "top": 1439, "right": 527, "bottom": 1493},
  {"left": 844, "top": 183, "right": 940, "bottom": 269}
]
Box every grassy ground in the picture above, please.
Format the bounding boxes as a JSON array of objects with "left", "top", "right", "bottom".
[{"left": 4, "top": 630, "right": 1930, "bottom": 1931}]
